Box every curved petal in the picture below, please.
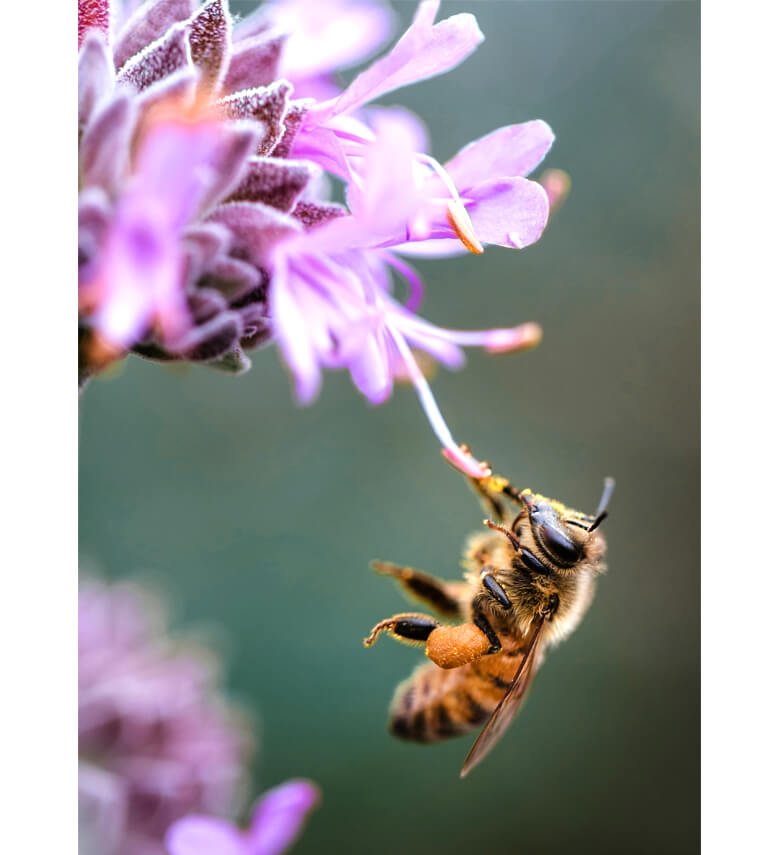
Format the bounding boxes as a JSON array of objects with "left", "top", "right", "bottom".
[
  {"left": 116, "top": 22, "right": 193, "bottom": 91},
  {"left": 465, "top": 177, "right": 549, "bottom": 249},
  {"left": 78, "top": 31, "right": 114, "bottom": 131},
  {"left": 273, "top": 0, "right": 396, "bottom": 80},
  {"left": 165, "top": 815, "right": 246, "bottom": 855},
  {"left": 393, "top": 238, "right": 467, "bottom": 258},
  {"left": 113, "top": 0, "right": 195, "bottom": 70},
  {"left": 223, "top": 32, "right": 286, "bottom": 93},
  {"left": 444, "top": 120, "right": 555, "bottom": 190},
  {"left": 187, "top": 0, "right": 232, "bottom": 90},
  {"left": 347, "top": 327, "right": 393, "bottom": 404},
  {"left": 270, "top": 266, "right": 321, "bottom": 404},
  {"left": 248, "top": 779, "right": 320, "bottom": 855},
  {"left": 80, "top": 94, "right": 137, "bottom": 195},
  {"left": 209, "top": 202, "right": 301, "bottom": 266},
  {"left": 349, "top": 111, "right": 421, "bottom": 233},
  {"left": 79, "top": 0, "right": 110, "bottom": 48},
  {"left": 311, "top": 0, "right": 483, "bottom": 124}
]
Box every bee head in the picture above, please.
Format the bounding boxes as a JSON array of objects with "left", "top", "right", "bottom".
[
  {"left": 519, "top": 492, "right": 584, "bottom": 568},
  {"left": 513, "top": 478, "right": 614, "bottom": 568}
]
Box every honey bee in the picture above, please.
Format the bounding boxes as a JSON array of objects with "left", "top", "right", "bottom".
[{"left": 364, "top": 457, "right": 614, "bottom": 777}]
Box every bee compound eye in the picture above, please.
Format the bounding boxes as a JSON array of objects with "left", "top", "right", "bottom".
[{"left": 537, "top": 523, "right": 581, "bottom": 565}]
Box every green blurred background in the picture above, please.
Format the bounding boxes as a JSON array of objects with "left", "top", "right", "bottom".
[{"left": 80, "top": 1, "right": 699, "bottom": 853}]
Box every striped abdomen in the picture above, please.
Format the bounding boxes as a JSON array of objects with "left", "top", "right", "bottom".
[{"left": 389, "top": 650, "right": 524, "bottom": 743}]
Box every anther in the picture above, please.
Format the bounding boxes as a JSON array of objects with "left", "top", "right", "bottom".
[
  {"left": 416, "top": 153, "right": 484, "bottom": 255},
  {"left": 446, "top": 199, "right": 484, "bottom": 255},
  {"left": 483, "top": 322, "right": 543, "bottom": 354}
]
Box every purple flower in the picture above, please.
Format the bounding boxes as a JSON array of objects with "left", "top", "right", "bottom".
[
  {"left": 234, "top": 0, "right": 395, "bottom": 99},
  {"left": 293, "top": 0, "right": 484, "bottom": 178},
  {"left": 78, "top": 0, "right": 562, "bottom": 475},
  {"left": 166, "top": 780, "right": 319, "bottom": 855},
  {"left": 79, "top": 577, "right": 253, "bottom": 855},
  {"left": 269, "top": 114, "right": 543, "bottom": 476}
]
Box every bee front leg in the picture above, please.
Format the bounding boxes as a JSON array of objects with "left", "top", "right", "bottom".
[
  {"left": 479, "top": 565, "right": 512, "bottom": 609},
  {"left": 470, "top": 566, "right": 514, "bottom": 656}
]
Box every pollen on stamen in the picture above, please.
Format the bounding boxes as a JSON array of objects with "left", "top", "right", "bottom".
[
  {"left": 441, "top": 446, "right": 492, "bottom": 479},
  {"left": 484, "top": 321, "right": 543, "bottom": 354},
  {"left": 445, "top": 199, "right": 484, "bottom": 255}
]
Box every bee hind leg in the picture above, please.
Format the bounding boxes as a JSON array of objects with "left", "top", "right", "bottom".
[
  {"left": 364, "top": 613, "right": 441, "bottom": 648},
  {"left": 371, "top": 561, "right": 466, "bottom": 618}
]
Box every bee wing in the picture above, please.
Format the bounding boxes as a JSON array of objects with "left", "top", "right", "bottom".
[{"left": 460, "top": 617, "right": 547, "bottom": 778}]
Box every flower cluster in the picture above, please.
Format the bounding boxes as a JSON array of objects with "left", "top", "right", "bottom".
[
  {"left": 79, "top": 576, "right": 317, "bottom": 855},
  {"left": 78, "top": 0, "right": 558, "bottom": 476}
]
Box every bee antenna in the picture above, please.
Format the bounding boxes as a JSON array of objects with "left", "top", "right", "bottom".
[
  {"left": 484, "top": 519, "right": 522, "bottom": 551},
  {"left": 587, "top": 477, "right": 615, "bottom": 533}
]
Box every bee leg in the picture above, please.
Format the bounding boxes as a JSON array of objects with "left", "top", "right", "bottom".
[
  {"left": 468, "top": 474, "right": 508, "bottom": 522},
  {"left": 371, "top": 561, "right": 466, "bottom": 618},
  {"left": 471, "top": 593, "right": 502, "bottom": 655},
  {"left": 479, "top": 565, "right": 512, "bottom": 609},
  {"left": 364, "top": 613, "right": 440, "bottom": 648}
]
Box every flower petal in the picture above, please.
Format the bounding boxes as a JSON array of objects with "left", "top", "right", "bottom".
[
  {"left": 393, "top": 238, "right": 466, "bottom": 258},
  {"left": 197, "top": 123, "right": 262, "bottom": 217},
  {"left": 348, "top": 111, "right": 421, "bottom": 233},
  {"left": 226, "top": 157, "right": 317, "bottom": 212},
  {"left": 79, "top": 187, "right": 111, "bottom": 272},
  {"left": 312, "top": 0, "right": 483, "bottom": 124},
  {"left": 465, "top": 177, "right": 550, "bottom": 249},
  {"left": 78, "top": 0, "right": 110, "bottom": 48},
  {"left": 271, "top": 267, "right": 321, "bottom": 404},
  {"left": 187, "top": 0, "right": 231, "bottom": 90},
  {"left": 290, "top": 124, "right": 351, "bottom": 180},
  {"left": 248, "top": 779, "right": 320, "bottom": 855},
  {"left": 165, "top": 815, "right": 247, "bottom": 855},
  {"left": 270, "top": 100, "right": 310, "bottom": 158},
  {"left": 80, "top": 93, "right": 137, "bottom": 194},
  {"left": 113, "top": 0, "right": 195, "bottom": 70},
  {"left": 223, "top": 32, "right": 286, "bottom": 93},
  {"left": 201, "top": 254, "right": 262, "bottom": 302},
  {"left": 78, "top": 31, "right": 114, "bottom": 131},
  {"left": 182, "top": 222, "right": 232, "bottom": 272},
  {"left": 291, "top": 200, "right": 348, "bottom": 229},
  {"left": 117, "top": 22, "right": 193, "bottom": 91},
  {"left": 134, "top": 118, "right": 242, "bottom": 228},
  {"left": 209, "top": 202, "right": 301, "bottom": 266},
  {"left": 236, "top": 303, "right": 272, "bottom": 351},
  {"left": 272, "top": 0, "right": 395, "bottom": 80},
  {"left": 444, "top": 121, "right": 555, "bottom": 190},
  {"left": 173, "top": 309, "right": 244, "bottom": 361},
  {"left": 219, "top": 81, "right": 292, "bottom": 155}
]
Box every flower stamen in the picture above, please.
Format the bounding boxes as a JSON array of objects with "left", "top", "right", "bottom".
[{"left": 416, "top": 153, "right": 483, "bottom": 255}]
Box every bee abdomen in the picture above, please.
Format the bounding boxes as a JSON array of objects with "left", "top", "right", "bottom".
[{"left": 388, "top": 662, "right": 502, "bottom": 743}]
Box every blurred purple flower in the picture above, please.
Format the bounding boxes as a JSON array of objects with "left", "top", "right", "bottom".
[
  {"left": 78, "top": 0, "right": 560, "bottom": 475},
  {"left": 166, "top": 780, "right": 319, "bottom": 855},
  {"left": 79, "top": 577, "right": 253, "bottom": 855},
  {"left": 234, "top": 0, "right": 395, "bottom": 100}
]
